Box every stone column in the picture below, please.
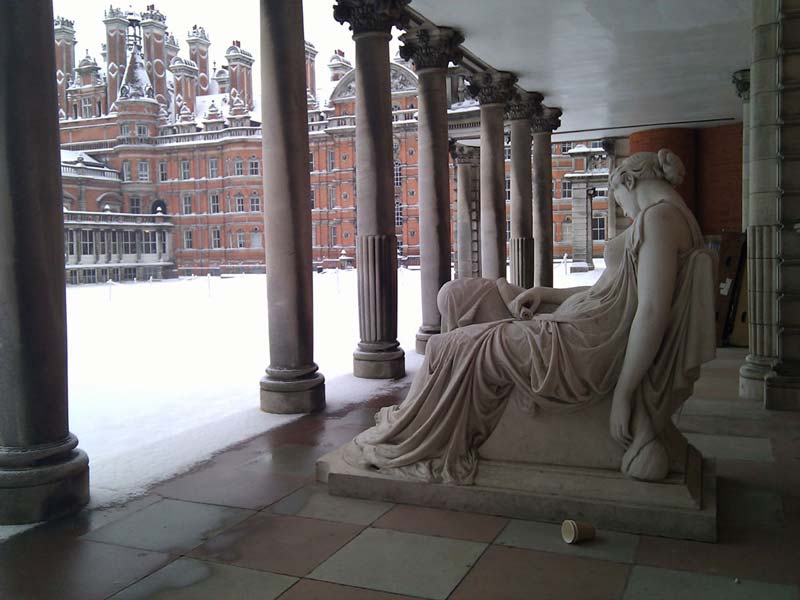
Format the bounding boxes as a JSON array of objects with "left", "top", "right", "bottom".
[
  {"left": 531, "top": 106, "right": 561, "bottom": 287},
  {"left": 748, "top": 2, "right": 800, "bottom": 409},
  {"left": 466, "top": 71, "right": 517, "bottom": 280},
  {"left": 400, "top": 24, "right": 463, "bottom": 354},
  {"left": 602, "top": 138, "right": 619, "bottom": 240},
  {"left": 259, "top": 0, "right": 325, "bottom": 413},
  {"left": 569, "top": 181, "right": 595, "bottom": 272},
  {"left": 452, "top": 143, "right": 480, "bottom": 278},
  {"left": 733, "top": 69, "right": 750, "bottom": 233},
  {"left": 334, "top": 0, "right": 408, "bottom": 378},
  {"left": 507, "top": 91, "right": 543, "bottom": 288},
  {"left": 0, "top": 0, "right": 89, "bottom": 524}
]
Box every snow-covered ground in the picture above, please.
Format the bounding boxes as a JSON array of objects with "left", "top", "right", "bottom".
[{"left": 64, "top": 261, "right": 604, "bottom": 506}]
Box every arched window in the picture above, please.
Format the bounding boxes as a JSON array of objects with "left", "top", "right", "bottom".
[
  {"left": 236, "top": 229, "right": 246, "bottom": 248},
  {"left": 248, "top": 156, "right": 259, "bottom": 176},
  {"left": 249, "top": 194, "right": 261, "bottom": 212},
  {"left": 234, "top": 156, "right": 244, "bottom": 176},
  {"left": 235, "top": 194, "right": 245, "bottom": 212}
]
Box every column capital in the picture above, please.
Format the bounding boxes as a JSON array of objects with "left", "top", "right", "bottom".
[
  {"left": 505, "top": 90, "right": 544, "bottom": 121},
  {"left": 466, "top": 70, "right": 517, "bottom": 106},
  {"left": 732, "top": 68, "right": 750, "bottom": 101},
  {"left": 531, "top": 105, "right": 562, "bottom": 133},
  {"left": 333, "top": 0, "right": 410, "bottom": 36},
  {"left": 450, "top": 141, "right": 480, "bottom": 164},
  {"left": 399, "top": 24, "right": 463, "bottom": 70}
]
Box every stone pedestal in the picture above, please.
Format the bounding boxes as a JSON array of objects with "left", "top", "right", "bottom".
[
  {"left": 467, "top": 71, "right": 517, "bottom": 280},
  {"left": 531, "top": 107, "right": 561, "bottom": 287},
  {"left": 259, "top": 0, "right": 325, "bottom": 413},
  {"left": 334, "top": 0, "right": 408, "bottom": 378},
  {"left": 0, "top": 0, "right": 89, "bottom": 524},
  {"left": 569, "top": 180, "right": 595, "bottom": 273},
  {"left": 400, "top": 25, "right": 463, "bottom": 355}
]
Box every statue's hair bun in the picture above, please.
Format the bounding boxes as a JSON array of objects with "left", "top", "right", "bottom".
[{"left": 657, "top": 148, "right": 685, "bottom": 186}]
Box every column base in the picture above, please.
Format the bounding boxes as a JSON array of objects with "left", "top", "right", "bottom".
[
  {"left": 415, "top": 326, "right": 441, "bottom": 355},
  {"left": 354, "top": 348, "right": 405, "bottom": 379},
  {"left": 0, "top": 450, "right": 89, "bottom": 525},
  {"left": 765, "top": 371, "right": 800, "bottom": 411},
  {"left": 260, "top": 372, "right": 326, "bottom": 414},
  {"left": 739, "top": 355, "right": 772, "bottom": 401},
  {"left": 569, "top": 261, "right": 594, "bottom": 273}
]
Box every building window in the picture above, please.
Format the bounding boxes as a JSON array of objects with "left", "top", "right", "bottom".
[
  {"left": 506, "top": 218, "right": 511, "bottom": 242},
  {"left": 159, "top": 161, "right": 167, "bottom": 181},
  {"left": 561, "top": 142, "right": 573, "bottom": 154},
  {"left": 309, "top": 152, "right": 315, "bottom": 171},
  {"left": 236, "top": 229, "right": 246, "bottom": 248},
  {"left": 97, "top": 231, "right": 107, "bottom": 255},
  {"left": 160, "top": 231, "right": 167, "bottom": 254},
  {"left": 81, "top": 97, "right": 93, "bottom": 118},
  {"left": 327, "top": 186, "right": 335, "bottom": 209},
  {"left": 504, "top": 146, "right": 511, "bottom": 161},
  {"left": 142, "top": 231, "right": 158, "bottom": 254},
  {"left": 122, "top": 230, "right": 137, "bottom": 254},
  {"left": 562, "top": 180, "right": 572, "bottom": 198},
  {"left": 80, "top": 230, "right": 94, "bottom": 255},
  {"left": 73, "top": 104, "right": 78, "bottom": 119},
  {"left": 182, "top": 195, "right": 193, "bottom": 214},
  {"left": 250, "top": 195, "right": 261, "bottom": 212},
  {"left": 180, "top": 159, "right": 190, "bottom": 180},
  {"left": 208, "top": 158, "right": 219, "bottom": 178},
  {"left": 330, "top": 226, "right": 338, "bottom": 247},
  {"left": 328, "top": 150, "right": 336, "bottom": 171},
  {"left": 211, "top": 228, "right": 221, "bottom": 249},
  {"left": 562, "top": 218, "right": 573, "bottom": 242},
  {"left": 120, "top": 123, "right": 130, "bottom": 137},
  {"left": 66, "top": 230, "right": 76, "bottom": 256},
  {"left": 394, "top": 161, "right": 402, "bottom": 188},
  {"left": 248, "top": 157, "right": 259, "bottom": 176},
  {"left": 210, "top": 193, "right": 220, "bottom": 213},
  {"left": 122, "top": 160, "right": 131, "bottom": 181},
  {"left": 234, "top": 157, "right": 244, "bottom": 176},
  {"left": 110, "top": 231, "right": 119, "bottom": 255},
  {"left": 590, "top": 139, "right": 603, "bottom": 149},
  {"left": 84, "top": 269, "right": 97, "bottom": 284},
  {"left": 235, "top": 195, "right": 245, "bottom": 212},
  {"left": 137, "top": 124, "right": 148, "bottom": 138},
  {"left": 137, "top": 161, "right": 150, "bottom": 182},
  {"left": 592, "top": 216, "right": 606, "bottom": 241},
  {"left": 129, "top": 197, "right": 141, "bottom": 214},
  {"left": 310, "top": 188, "right": 316, "bottom": 209},
  {"left": 183, "top": 229, "right": 193, "bottom": 249},
  {"left": 505, "top": 176, "right": 511, "bottom": 202},
  {"left": 394, "top": 199, "right": 402, "bottom": 227},
  {"left": 251, "top": 229, "right": 263, "bottom": 249}
]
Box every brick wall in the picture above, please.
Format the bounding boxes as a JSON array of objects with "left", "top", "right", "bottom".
[{"left": 696, "top": 123, "right": 743, "bottom": 234}]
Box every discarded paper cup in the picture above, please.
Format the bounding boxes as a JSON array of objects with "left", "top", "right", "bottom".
[{"left": 561, "top": 520, "right": 595, "bottom": 544}]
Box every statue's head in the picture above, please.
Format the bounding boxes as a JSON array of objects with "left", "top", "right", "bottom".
[{"left": 610, "top": 149, "right": 685, "bottom": 217}]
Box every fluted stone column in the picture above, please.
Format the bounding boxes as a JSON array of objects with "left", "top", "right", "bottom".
[
  {"left": 259, "top": 0, "right": 325, "bottom": 413},
  {"left": 452, "top": 143, "right": 480, "bottom": 278},
  {"left": 733, "top": 69, "right": 750, "bottom": 233},
  {"left": 400, "top": 24, "right": 463, "bottom": 354},
  {"left": 0, "top": 0, "right": 89, "bottom": 524},
  {"left": 467, "top": 71, "right": 517, "bottom": 280},
  {"left": 335, "top": 0, "right": 407, "bottom": 378},
  {"left": 507, "top": 91, "right": 543, "bottom": 288},
  {"left": 531, "top": 106, "right": 561, "bottom": 287},
  {"left": 750, "top": 1, "right": 800, "bottom": 409}
]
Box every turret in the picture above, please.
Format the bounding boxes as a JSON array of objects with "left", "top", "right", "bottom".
[
  {"left": 213, "top": 63, "right": 229, "bottom": 94},
  {"left": 327, "top": 49, "right": 351, "bottom": 82},
  {"left": 227, "top": 89, "right": 250, "bottom": 127},
  {"left": 169, "top": 56, "right": 199, "bottom": 116},
  {"left": 187, "top": 25, "right": 211, "bottom": 96},
  {"left": 305, "top": 41, "right": 318, "bottom": 107},
  {"left": 225, "top": 40, "right": 254, "bottom": 110},
  {"left": 140, "top": 4, "right": 169, "bottom": 106},
  {"left": 53, "top": 16, "right": 76, "bottom": 115},
  {"left": 103, "top": 5, "right": 128, "bottom": 108}
]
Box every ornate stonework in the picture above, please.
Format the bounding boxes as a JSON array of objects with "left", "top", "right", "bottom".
[
  {"left": 531, "top": 105, "right": 562, "bottom": 133},
  {"left": 732, "top": 69, "right": 750, "bottom": 102},
  {"left": 466, "top": 70, "right": 517, "bottom": 106},
  {"left": 450, "top": 142, "right": 480, "bottom": 164},
  {"left": 505, "top": 90, "right": 544, "bottom": 121},
  {"left": 399, "top": 24, "right": 464, "bottom": 71},
  {"left": 331, "top": 63, "right": 417, "bottom": 100},
  {"left": 333, "top": 0, "right": 410, "bottom": 35}
]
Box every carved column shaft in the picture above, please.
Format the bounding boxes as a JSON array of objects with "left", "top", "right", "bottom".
[
  {"left": 335, "top": 0, "right": 407, "bottom": 378},
  {"left": 0, "top": 0, "right": 89, "bottom": 524},
  {"left": 401, "top": 24, "right": 462, "bottom": 354},
  {"left": 259, "top": 0, "right": 325, "bottom": 413},
  {"left": 531, "top": 106, "right": 561, "bottom": 287},
  {"left": 453, "top": 144, "right": 479, "bottom": 279}
]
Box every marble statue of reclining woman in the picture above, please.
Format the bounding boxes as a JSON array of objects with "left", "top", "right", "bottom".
[{"left": 344, "top": 149, "right": 716, "bottom": 483}]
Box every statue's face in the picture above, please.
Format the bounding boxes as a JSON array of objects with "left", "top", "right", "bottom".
[{"left": 613, "top": 175, "right": 639, "bottom": 218}]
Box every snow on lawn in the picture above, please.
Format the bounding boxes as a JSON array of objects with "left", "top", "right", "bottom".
[{"left": 66, "top": 262, "right": 604, "bottom": 506}]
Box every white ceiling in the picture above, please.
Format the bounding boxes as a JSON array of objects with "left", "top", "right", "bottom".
[{"left": 411, "top": 0, "right": 752, "bottom": 140}]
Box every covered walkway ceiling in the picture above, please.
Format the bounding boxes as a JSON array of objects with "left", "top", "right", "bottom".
[{"left": 410, "top": 0, "right": 752, "bottom": 140}]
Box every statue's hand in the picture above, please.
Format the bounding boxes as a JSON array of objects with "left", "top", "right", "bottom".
[
  {"left": 509, "top": 288, "right": 543, "bottom": 320},
  {"left": 609, "top": 389, "right": 633, "bottom": 447}
]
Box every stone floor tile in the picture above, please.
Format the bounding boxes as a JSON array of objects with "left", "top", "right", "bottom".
[
  {"left": 269, "top": 483, "right": 393, "bottom": 525},
  {"left": 450, "top": 545, "right": 630, "bottom": 600},
  {"left": 108, "top": 557, "right": 296, "bottom": 599},
  {"left": 680, "top": 397, "right": 767, "bottom": 420},
  {"left": 685, "top": 433, "right": 773, "bottom": 462},
  {"left": 277, "top": 579, "right": 420, "bottom": 600},
  {"left": 716, "top": 459, "right": 778, "bottom": 491},
  {"left": 0, "top": 537, "right": 170, "bottom": 600},
  {"left": 154, "top": 460, "right": 307, "bottom": 510},
  {"left": 372, "top": 504, "right": 509, "bottom": 543},
  {"left": 718, "top": 481, "right": 784, "bottom": 530},
  {"left": 82, "top": 498, "right": 253, "bottom": 553},
  {"left": 189, "top": 513, "right": 362, "bottom": 577},
  {"left": 239, "top": 443, "right": 335, "bottom": 477},
  {"left": 308, "top": 527, "right": 486, "bottom": 600},
  {"left": 623, "top": 565, "right": 800, "bottom": 600},
  {"left": 495, "top": 518, "right": 640, "bottom": 563}
]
